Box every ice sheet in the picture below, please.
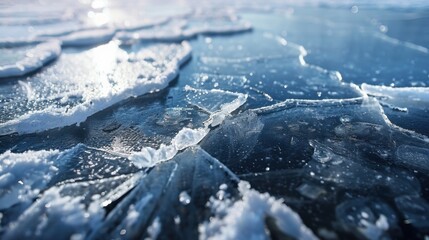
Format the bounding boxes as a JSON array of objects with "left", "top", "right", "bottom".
[{"left": 0, "top": 1, "right": 429, "bottom": 239}]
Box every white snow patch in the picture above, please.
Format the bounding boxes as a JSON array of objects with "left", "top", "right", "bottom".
[
  {"left": 199, "top": 181, "right": 318, "bottom": 240},
  {"left": 0, "top": 149, "right": 60, "bottom": 210}
]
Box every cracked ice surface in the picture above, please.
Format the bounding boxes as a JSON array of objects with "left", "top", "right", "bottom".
[{"left": 1, "top": 0, "right": 429, "bottom": 240}]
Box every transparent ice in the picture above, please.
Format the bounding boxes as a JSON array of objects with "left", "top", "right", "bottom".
[{"left": 0, "top": 0, "right": 429, "bottom": 239}]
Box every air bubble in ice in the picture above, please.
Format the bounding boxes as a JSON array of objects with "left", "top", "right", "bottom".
[{"left": 179, "top": 191, "right": 191, "bottom": 205}]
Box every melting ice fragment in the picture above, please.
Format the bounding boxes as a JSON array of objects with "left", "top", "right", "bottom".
[
  {"left": 0, "top": 40, "right": 61, "bottom": 78},
  {"left": 185, "top": 86, "right": 247, "bottom": 127},
  {"left": 336, "top": 198, "right": 400, "bottom": 240},
  {"left": 394, "top": 195, "right": 429, "bottom": 232},
  {"left": 296, "top": 183, "right": 326, "bottom": 200},
  {"left": 199, "top": 181, "right": 317, "bottom": 240}
]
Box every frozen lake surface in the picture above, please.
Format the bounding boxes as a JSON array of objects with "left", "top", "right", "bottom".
[{"left": 0, "top": 0, "right": 429, "bottom": 239}]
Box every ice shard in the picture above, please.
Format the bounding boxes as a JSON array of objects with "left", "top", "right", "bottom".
[{"left": 89, "top": 147, "right": 238, "bottom": 240}]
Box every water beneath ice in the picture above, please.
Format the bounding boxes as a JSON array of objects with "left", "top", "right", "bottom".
[{"left": 0, "top": 0, "right": 429, "bottom": 239}]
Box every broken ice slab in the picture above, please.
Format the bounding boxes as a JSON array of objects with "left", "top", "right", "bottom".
[
  {"left": 0, "top": 40, "right": 191, "bottom": 135},
  {"left": 0, "top": 144, "right": 139, "bottom": 226},
  {"left": 47, "top": 144, "right": 140, "bottom": 186},
  {"left": 304, "top": 139, "right": 421, "bottom": 196},
  {"left": 0, "top": 40, "right": 61, "bottom": 78},
  {"left": 336, "top": 198, "right": 400, "bottom": 240},
  {"left": 200, "top": 181, "right": 317, "bottom": 240},
  {"left": 395, "top": 195, "right": 429, "bottom": 232},
  {"left": 203, "top": 98, "right": 388, "bottom": 175},
  {"left": 296, "top": 183, "right": 326, "bottom": 200},
  {"left": 395, "top": 145, "right": 429, "bottom": 175},
  {"left": 188, "top": 32, "right": 363, "bottom": 108},
  {"left": 2, "top": 173, "right": 140, "bottom": 240},
  {"left": 200, "top": 97, "right": 428, "bottom": 238},
  {"left": 83, "top": 90, "right": 210, "bottom": 152},
  {"left": 200, "top": 111, "right": 264, "bottom": 166},
  {"left": 362, "top": 84, "right": 429, "bottom": 137},
  {"left": 185, "top": 86, "right": 247, "bottom": 127},
  {"left": 242, "top": 9, "right": 429, "bottom": 87},
  {"left": 88, "top": 147, "right": 238, "bottom": 240},
  {"left": 226, "top": 97, "right": 428, "bottom": 178}
]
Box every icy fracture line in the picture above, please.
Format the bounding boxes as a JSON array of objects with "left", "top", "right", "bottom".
[
  {"left": 374, "top": 32, "right": 429, "bottom": 54},
  {"left": 361, "top": 84, "right": 429, "bottom": 141},
  {"left": 130, "top": 88, "right": 248, "bottom": 169}
]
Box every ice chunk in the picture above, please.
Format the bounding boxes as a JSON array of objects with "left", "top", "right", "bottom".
[
  {"left": 336, "top": 198, "right": 400, "bottom": 240},
  {"left": 129, "top": 127, "right": 208, "bottom": 168},
  {"left": 395, "top": 195, "right": 429, "bottom": 231},
  {"left": 0, "top": 40, "right": 61, "bottom": 78},
  {"left": 0, "top": 41, "right": 192, "bottom": 135},
  {"left": 48, "top": 144, "right": 139, "bottom": 185},
  {"left": 361, "top": 84, "right": 429, "bottom": 136},
  {"left": 199, "top": 181, "right": 317, "bottom": 240},
  {"left": 296, "top": 183, "right": 326, "bottom": 200},
  {"left": 129, "top": 87, "right": 248, "bottom": 168},
  {"left": 201, "top": 111, "right": 264, "bottom": 167},
  {"left": 185, "top": 86, "right": 247, "bottom": 127},
  {"left": 304, "top": 140, "right": 421, "bottom": 196},
  {"left": 89, "top": 147, "right": 238, "bottom": 240},
  {"left": 0, "top": 149, "right": 60, "bottom": 210}
]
